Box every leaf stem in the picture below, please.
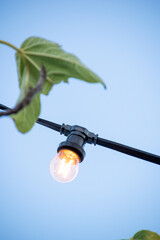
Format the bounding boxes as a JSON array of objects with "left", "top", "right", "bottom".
[{"left": 0, "top": 40, "right": 22, "bottom": 53}]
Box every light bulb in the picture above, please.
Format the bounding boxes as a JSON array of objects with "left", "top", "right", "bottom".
[{"left": 49, "top": 149, "right": 80, "bottom": 183}]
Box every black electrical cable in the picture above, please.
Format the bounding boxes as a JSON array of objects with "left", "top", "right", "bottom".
[
  {"left": 37, "top": 118, "right": 61, "bottom": 132},
  {"left": 0, "top": 104, "right": 61, "bottom": 132},
  {"left": 0, "top": 103, "right": 160, "bottom": 165},
  {"left": 97, "top": 137, "right": 160, "bottom": 165},
  {"left": 0, "top": 104, "right": 8, "bottom": 111}
]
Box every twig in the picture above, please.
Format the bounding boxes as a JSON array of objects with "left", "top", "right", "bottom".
[{"left": 0, "top": 65, "right": 46, "bottom": 117}]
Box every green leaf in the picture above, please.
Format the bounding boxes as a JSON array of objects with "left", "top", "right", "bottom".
[
  {"left": 12, "top": 36, "right": 106, "bottom": 133},
  {"left": 120, "top": 230, "right": 160, "bottom": 240},
  {"left": 131, "top": 230, "right": 160, "bottom": 240}
]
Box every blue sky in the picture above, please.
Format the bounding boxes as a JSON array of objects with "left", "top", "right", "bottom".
[{"left": 0, "top": 0, "right": 160, "bottom": 239}]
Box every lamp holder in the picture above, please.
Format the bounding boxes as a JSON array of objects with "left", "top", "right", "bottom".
[
  {"left": 58, "top": 125, "right": 98, "bottom": 162},
  {"left": 60, "top": 124, "right": 98, "bottom": 145}
]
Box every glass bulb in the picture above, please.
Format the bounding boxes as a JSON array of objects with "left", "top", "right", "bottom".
[{"left": 49, "top": 149, "right": 80, "bottom": 183}]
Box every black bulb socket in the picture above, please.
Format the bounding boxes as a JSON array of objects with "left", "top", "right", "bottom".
[{"left": 57, "top": 129, "right": 86, "bottom": 162}]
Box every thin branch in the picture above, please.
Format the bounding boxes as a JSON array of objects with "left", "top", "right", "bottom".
[
  {"left": 0, "top": 65, "right": 46, "bottom": 117},
  {"left": 0, "top": 40, "right": 22, "bottom": 53}
]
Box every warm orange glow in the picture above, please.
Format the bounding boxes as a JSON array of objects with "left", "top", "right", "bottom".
[
  {"left": 58, "top": 149, "right": 80, "bottom": 164},
  {"left": 49, "top": 149, "right": 80, "bottom": 183}
]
